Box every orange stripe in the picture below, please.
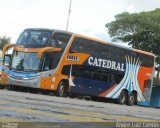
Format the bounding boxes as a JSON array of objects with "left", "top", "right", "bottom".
[
  {"left": 2, "top": 43, "right": 14, "bottom": 54},
  {"left": 99, "top": 84, "right": 116, "bottom": 97},
  {"left": 37, "top": 47, "right": 62, "bottom": 58},
  {"left": 137, "top": 67, "right": 153, "bottom": 92},
  {"left": 14, "top": 47, "right": 41, "bottom": 52},
  {"left": 133, "top": 49, "right": 155, "bottom": 57}
]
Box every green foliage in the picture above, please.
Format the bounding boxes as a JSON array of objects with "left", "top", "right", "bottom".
[
  {"left": 106, "top": 8, "right": 160, "bottom": 64},
  {"left": 0, "top": 35, "right": 10, "bottom": 50}
]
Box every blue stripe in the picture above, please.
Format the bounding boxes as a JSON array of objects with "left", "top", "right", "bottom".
[
  {"left": 128, "top": 76, "right": 131, "bottom": 92},
  {"left": 110, "top": 63, "right": 130, "bottom": 98},
  {"left": 9, "top": 70, "right": 37, "bottom": 78},
  {"left": 133, "top": 64, "right": 139, "bottom": 91}
]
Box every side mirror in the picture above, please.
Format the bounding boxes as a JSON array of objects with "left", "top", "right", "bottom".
[{"left": 3, "top": 55, "right": 11, "bottom": 67}]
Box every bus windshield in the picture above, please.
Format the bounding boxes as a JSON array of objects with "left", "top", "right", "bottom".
[
  {"left": 16, "top": 29, "right": 52, "bottom": 48},
  {"left": 11, "top": 51, "right": 40, "bottom": 71}
]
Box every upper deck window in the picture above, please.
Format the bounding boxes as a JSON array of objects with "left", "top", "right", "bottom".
[
  {"left": 48, "top": 33, "right": 71, "bottom": 49},
  {"left": 16, "top": 29, "right": 52, "bottom": 48}
]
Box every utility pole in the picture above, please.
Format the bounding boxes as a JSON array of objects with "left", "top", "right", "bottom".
[{"left": 66, "top": 0, "right": 72, "bottom": 31}]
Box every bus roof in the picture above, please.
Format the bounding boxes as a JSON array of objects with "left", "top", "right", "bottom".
[
  {"left": 24, "top": 28, "right": 73, "bottom": 35},
  {"left": 24, "top": 28, "right": 155, "bottom": 57},
  {"left": 73, "top": 33, "right": 155, "bottom": 57}
]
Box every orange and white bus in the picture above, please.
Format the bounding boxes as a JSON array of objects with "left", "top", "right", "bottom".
[
  {"left": 8, "top": 28, "right": 155, "bottom": 105},
  {"left": 0, "top": 44, "right": 14, "bottom": 88}
]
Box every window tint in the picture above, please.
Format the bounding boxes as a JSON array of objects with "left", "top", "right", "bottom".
[
  {"left": 11, "top": 51, "right": 40, "bottom": 71},
  {"left": 48, "top": 33, "right": 71, "bottom": 50},
  {"left": 62, "top": 65, "right": 111, "bottom": 82},
  {"left": 62, "top": 65, "right": 125, "bottom": 84},
  {"left": 70, "top": 37, "right": 126, "bottom": 63},
  {"left": 141, "top": 54, "right": 154, "bottom": 67},
  {"left": 125, "top": 50, "right": 154, "bottom": 67},
  {"left": 70, "top": 37, "right": 154, "bottom": 68},
  {"left": 43, "top": 52, "right": 61, "bottom": 71},
  {"left": 70, "top": 38, "right": 108, "bottom": 53},
  {"left": 16, "top": 30, "right": 52, "bottom": 48}
]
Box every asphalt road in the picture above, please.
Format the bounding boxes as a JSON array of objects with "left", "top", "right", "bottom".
[{"left": 0, "top": 89, "right": 160, "bottom": 128}]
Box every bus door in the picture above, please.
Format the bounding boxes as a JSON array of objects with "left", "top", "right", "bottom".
[{"left": 40, "top": 51, "right": 61, "bottom": 90}]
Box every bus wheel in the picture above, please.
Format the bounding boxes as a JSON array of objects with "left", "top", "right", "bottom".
[
  {"left": 127, "top": 92, "right": 136, "bottom": 106},
  {"left": 69, "top": 94, "right": 76, "bottom": 98},
  {"left": 56, "top": 81, "right": 66, "bottom": 97},
  {"left": 8, "top": 85, "right": 14, "bottom": 90},
  {"left": 0, "top": 85, "right": 5, "bottom": 89},
  {"left": 118, "top": 90, "right": 127, "bottom": 105}
]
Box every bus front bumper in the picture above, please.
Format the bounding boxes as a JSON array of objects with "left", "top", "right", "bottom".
[{"left": 8, "top": 75, "right": 40, "bottom": 88}]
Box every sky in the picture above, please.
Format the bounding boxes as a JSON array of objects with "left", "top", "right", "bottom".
[{"left": 0, "top": 0, "right": 160, "bottom": 47}]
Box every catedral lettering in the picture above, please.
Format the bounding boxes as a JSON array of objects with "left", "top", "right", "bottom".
[
  {"left": 1, "top": 28, "right": 155, "bottom": 106},
  {"left": 88, "top": 56, "right": 125, "bottom": 72}
]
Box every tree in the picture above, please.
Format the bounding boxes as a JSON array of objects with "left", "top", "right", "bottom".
[
  {"left": 105, "top": 8, "right": 160, "bottom": 64},
  {"left": 0, "top": 35, "right": 11, "bottom": 50}
]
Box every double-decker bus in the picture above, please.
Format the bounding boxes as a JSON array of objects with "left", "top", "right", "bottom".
[{"left": 8, "top": 28, "right": 155, "bottom": 106}]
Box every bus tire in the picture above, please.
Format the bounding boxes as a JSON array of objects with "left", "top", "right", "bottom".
[
  {"left": 118, "top": 90, "right": 127, "bottom": 105},
  {"left": 8, "top": 85, "right": 14, "bottom": 90},
  {"left": 77, "top": 95, "right": 83, "bottom": 100},
  {"left": 91, "top": 96, "right": 102, "bottom": 102},
  {"left": 127, "top": 92, "right": 136, "bottom": 106},
  {"left": 0, "top": 85, "right": 5, "bottom": 89},
  {"left": 69, "top": 94, "right": 76, "bottom": 98},
  {"left": 92, "top": 96, "right": 98, "bottom": 101},
  {"left": 56, "top": 81, "right": 66, "bottom": 97}
]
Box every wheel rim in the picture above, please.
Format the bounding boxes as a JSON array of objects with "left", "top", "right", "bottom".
[
  {"left": 119, "top": 91, "right": 126, "bottom": 104},
  {"left": 120, "top": 94, "right": 125, "bottom": 103},
  {"left": 130, "top": 95, "right": 135, "bottom": 104},
  {"left": 59, "top": 84, "right": 64, "bottom": 96}
]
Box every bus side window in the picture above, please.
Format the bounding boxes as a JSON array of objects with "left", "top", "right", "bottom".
[
  {"left": 110, "top": 73, "right": 116, "bottom": 84},
  {"left": 70, "top": 38, "right": 86, "bottom": 53},
  {"left": 43, "top": 59, "right": 50, "bottom": 71},
  {"left": 48, "top": 33, "right": 71, "bottom": 49},
  {"left": 43, "top": 52, "right": 61, "bottom": 71},
  {"left": 61, "top": 65, "right": 70, "bottom": 75},
  {"left": 113, "top": 73, "right": 124, "bottom": 84},
  {"left": 49, "top": 39, "right": 56, "bottom": 47}
]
